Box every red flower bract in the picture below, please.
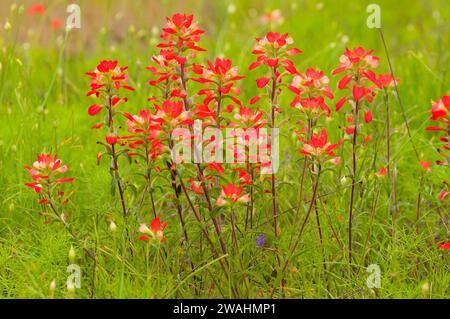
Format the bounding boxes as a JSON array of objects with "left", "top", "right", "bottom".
[
  {"left": 86, "top": 60, "right": 134, "bottom": 98},
  {"left": 250, "top": 32, "right": 301, "bottom": 74},
  {"left": 216, "top": 183, "right": 250, "bottom": 206},
  {"left": 158, "top": 13, "right": 205, "bottom": 57},
  {"left": 153, "top": 100, "right": 193, "bottom": 128},
  {"left": 24, "top": 154, "right": 74, "bottom": 205},
  {"left": 425, "top": 95, "right": 450, "bottom": 166},
  {"left": 299, "top": 128, "right": 339, "bottom": 160},
  {"left": 28, "top": 3, "right": 46, "bottom": 15},
  {"left": 430, "top": 95, "right": 450, "bottom": 121},
  {"left": 106, "top": 135, "right": 119, "bottom": 145},
  {"left": 139, "top": 217, "right": 168, "bottom": 243},
  {"left": 332, "top": 47, "right": 379, "bottom": 75}
]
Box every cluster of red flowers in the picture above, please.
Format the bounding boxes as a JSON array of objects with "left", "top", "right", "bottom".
[
  {"left": 86, "top": 60, "right": 134, "bottom": 145},
  {"left": 425, "top": 95, "right": 449, "bottom": 201},
  {"left": 288, "top": 68, "right": 334, "bottom": 118},
  {"left": 23, "top": 12, "right": 448, "bottom": 255},
  {"left": 28, "top": 3, "right": 63, "bottom": 31},
  {"left": 25, "top": 154, "right": 73, "bottom": 197},
  {"left": 333, "top": 48, "right": 379, "bottom": 130},
  {"left": 426, "top": 95, "right": 450, "bottom": 160},
  {"left": 300, "top": 128, "right": 340, "bottom": 163},
  {"left": 24, "top": 154, "right": 74, "bottom": 223},
  {"left": 139, "top": 217, "right": 167, "bottom": 243}
]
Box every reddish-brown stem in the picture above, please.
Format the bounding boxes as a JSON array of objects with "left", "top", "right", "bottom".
[
  {"left": 270, "top": 66, "right": 279, "bottom": 238},
  {"left": 178, "top": 61, "right": 228, "bottom": 255},
  {"left": 230, "top": 211, "right": 250, "bottom": 296},
  {"left": 166, "top": 158, "right": 190, "bottom": 245},
  {"left": 378, "top": 28, "right": 420, "bottom": 160},
  {"left": 294, "top": 119, "right": 312, "bottom": 225},
  {"left": 106, "top": 94, "right": 131, "bottom": 249},
  {"left": 384, "top": 92, "right": 399, "bottom": 217},
  {"left": 196, "top": 165, "right": 228, "bottom": 255},
  {"left": 271, "top": 165, "right": 321, "bottom": 297},
  {"left": 177, "top": 172, "right": 234, "bottom": 297},
  {"left": 166, "top": 161, "right": 197, "bottom": 277},
  {"left": 214, "top": 89, "right": 223, "bottom": 187},
  {"left": 313, "top": 197, "right": 326, "bottom": 272},
  {"left": 46, "top": 192, "right": 97, "bottom": 262},
  {"left": 415, "top": 174, "right": 423, "bottom": 232},
  {"left": 362, "top": 184, "right": 380, "bottom": 259},
  {"left": 245, "top": 165, "right": 255, "bottom": 231},
  {"left": 348, "top": 101, "right": 359, "bottom": 263},
  {"left": 144, "top": 143, "right": 157, "bottom": 218},
  {"left": 384, "top": 92, "right": 391, "bottom": 177}
]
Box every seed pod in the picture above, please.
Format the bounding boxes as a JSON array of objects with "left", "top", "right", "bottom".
[{"left": 69, "top": 246, "right": 76, "bottom": 263}]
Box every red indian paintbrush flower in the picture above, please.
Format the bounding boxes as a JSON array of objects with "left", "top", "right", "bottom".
[
  {"left": 295, "top": 97, "right": 331, "bottom": 119},
  {"left": 333, "top": 48, "right": 384, "bottom": 263},
  {"left": 333, "top": 47, "right": 380, "bottom": 116},
  {"left": 249, "top": 31, "right": 301, "bottom": 238},
  {"left": 233, "top": 168, "right": 252, "bottom": 185},
  {"left": 427, "top": 95, "right": 450, "bottom": 123},
  {"left": 438, "top": 190, "right": 449, "bottom": 201},
  {"left": 122, "top": 110, "right": 164, "bottom": 159},
  {"left": 376, "top": 74, "right": 400, "bottom": 89},
  {"left": 188, "top": 177, "right": 204, "bottom": 195},
  {"left": 147, "top": 50, "right": 183, "bottom": 102},
  {"left": 250, "top": 32, "right": 301, "bottom": 73},
  {"left": 332, "top": 47, "right": 379, "bottom": 76},
  {"left": 216, "top": 183, "right": 250, "bottom": 207},
  {"left": 425, "top": 95, "right": 450, "bottom": 166},
  {"left": 424, "top": 95, "right": 449, "bottom": 201},
  {"left": 152, "top": 100, "right": 193, "bottom": 129},
  {"left": 51, "top": 19, "right": 62, "bottom": 30},
  {"left": 299, "top": 128, "right": 340, "bottom": 161},
  {"left": 288, "top": 68, "right": 334, "bottom": 118},
  {"left": 139, "top": 216, "right": 167, "bottom": 243},
  {"left": 249, "top": 32, "right": 301, "bottom": 95},
  {"left": 28, "top": 3, "right": 46, "bottom": 15},
  {"left": 232, "top": 107, "right": 266, "bottom": 129},
  {"left": 25, "top": 154, "right": 74, "bottom": 205},
  {"left": 158, "top": 13, "right": 205, "bottom": 64},
  {"left": 86, "top": 60, "right": 134, "bottom": 99},
  {"left": 192, "top": 58, "right": 243, "bottom": 91},
  {"left": 86, "top": 60, "right": 133, "bottom": 130},
  {"left": 375, "top": 166, "right": 387, "bottom": 177},
  {"left": 191, "top": 58, "right": 244, "bottom": 109},
  {"left": 105, "top": 135, "right": 119, "bottom": 145},
  {"left": 86, "top": 60, "right": 133, "bottom": 245}
]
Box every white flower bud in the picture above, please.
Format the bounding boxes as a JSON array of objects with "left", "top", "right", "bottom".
[
  {"left": 421, "top": 281, "right": 430, "bottom": 295},
  {"left": 68, "top": 246, "right": 76, "bottom": 263},
  {"left": 109, "top": 220, "right": 117, "bottom": 232},
  {"left": 4, "top": 19, "right": 11, "bottom": 32},
  {"left": 340, "top": 176, "right": 350, "bottom": 186},
  {"left": 49, "top": 279, "right": 56, "bottom": 291}
]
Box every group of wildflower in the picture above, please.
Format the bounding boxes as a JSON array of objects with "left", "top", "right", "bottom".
[{"left": 24, "top": 13, "right": 449, "bottom": 292}]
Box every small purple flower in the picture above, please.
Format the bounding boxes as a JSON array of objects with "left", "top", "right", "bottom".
[{"left": 256, "top": 233, "right": 266, "bottom": 248}]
